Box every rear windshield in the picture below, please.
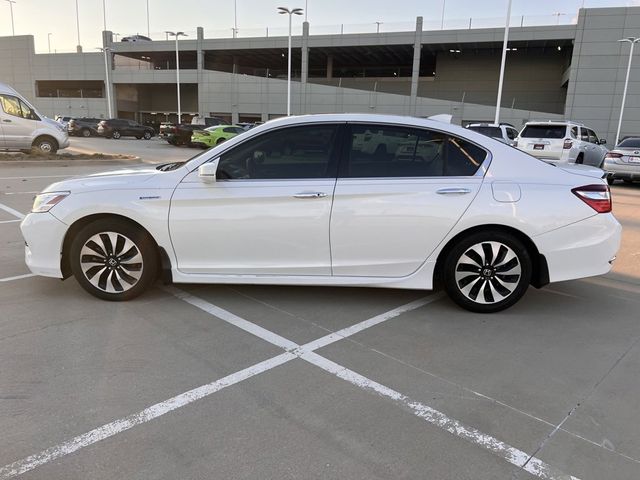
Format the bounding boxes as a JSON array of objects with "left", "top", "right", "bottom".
[
  {"left": 520, "top": 125, "right": 566, "bottom": 139},
  {"left": 618, "top": 138, "right": 640, "bottom": 148},
  {"left": 467, "top": 126, "right": 502, "bottom": 138}
]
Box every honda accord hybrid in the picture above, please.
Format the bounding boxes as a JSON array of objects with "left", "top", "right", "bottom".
[{"left": 20, "top": 114, "right": 621, "bottom": 312}]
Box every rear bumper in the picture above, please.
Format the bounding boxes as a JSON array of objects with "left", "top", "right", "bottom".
[
  {"left": 20, "top": 212, "right": 67, "bottom": 278},
  {"left": 533, "top": 213, "right": 621, "bottom": 283},
  {"left": 603, "top": 159, "right": 640, "bottom": 180}
]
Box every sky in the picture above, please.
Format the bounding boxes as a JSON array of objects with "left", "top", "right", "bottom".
[{"left": 1, "top": 0, "right": 639, "bottom": 53}]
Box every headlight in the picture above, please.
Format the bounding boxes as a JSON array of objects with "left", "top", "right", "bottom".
[{"left": 31, "top": 192, "right": 70, "bottom": 213}]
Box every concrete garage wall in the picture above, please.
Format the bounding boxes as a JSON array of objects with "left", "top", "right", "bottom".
[
  {"left": 422, "top": 52, "right": 568, "bottom": 114},
  {"left": 197, "top": 69, "right": 562, "bottom": 126},
  {"left": 566, "top": 7, "right": 640, "bottom": 145},
  {"left": 0, "top": 36, "right": 36, "bottom": 102}
]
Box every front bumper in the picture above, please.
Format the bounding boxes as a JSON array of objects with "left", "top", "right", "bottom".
[
  {"left": 20, "top": 212, "right": 67, "bottom": 278},
  {"left": 534, "top": 213, "right": 621, "bottom": 283}
]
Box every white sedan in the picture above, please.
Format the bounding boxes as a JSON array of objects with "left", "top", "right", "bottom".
[{"left": 20, "top": 114, "right": 621, "bottom": 313}]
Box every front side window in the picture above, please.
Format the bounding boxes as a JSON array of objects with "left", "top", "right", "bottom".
[
  {"left": 0, "top": 95, "right": 39, "bottom": 120},
  {"left": 588, "top": 129, "right": 599, "bottom": 144},
  {"left": 506, "top": 128, "right": 518, "bottom": 140},
  {"left": 345, "top": 124, "right": 485, "bottom": 178},
  {"left": 217, "top": 124, "right": 339, "bottom": 180}
]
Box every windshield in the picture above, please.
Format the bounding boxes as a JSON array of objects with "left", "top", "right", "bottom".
[
  {"left": 520, "top": 125, "right": 566, "bottom": 139},
  {"left": 468, "top": 126, "right": 502, "bottom": 138}
]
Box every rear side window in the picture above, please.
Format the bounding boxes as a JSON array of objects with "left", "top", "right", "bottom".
[
  {"left": 344, "top": 124, "right": 486, "bottom": 178},
  {"left": 520, "top": 125, "right": 566, "bottom": 139},
  {"left": 506, "top": 128, "right": 518, "bottom": 140},
  {"left": 570, "top": 127, "right": 578, "bottom": 139},
  {"left": 468, "top": 126, "right": 502, "bottom": 138}
]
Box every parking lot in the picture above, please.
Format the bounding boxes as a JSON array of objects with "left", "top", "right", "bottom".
[{"left": 1, "top": 154, "right": 640, "bottom": 480}]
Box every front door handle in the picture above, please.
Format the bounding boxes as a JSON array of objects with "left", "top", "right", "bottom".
[
  {"left": 436, "top": 187, "right": 471, "bottom": 195},
  {"left": 2, "top": 119, "right": 11, "bottom": 123},
  {"left": 293, "top": 192, "right": 328, "bottom": 199}
]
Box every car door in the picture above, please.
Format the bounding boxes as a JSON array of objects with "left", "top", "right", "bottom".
[
  {"left": 169, "top": 123, "right": 342, "bottom": 275},
  {"left": 0, "top": 94, "right": 37, "bottom": 148},
  {"left": 587, "top": 129, "right": 606, "bottom": 166},
  {"left": 330, "top": 123, "right": 486, "bottom": 277}
]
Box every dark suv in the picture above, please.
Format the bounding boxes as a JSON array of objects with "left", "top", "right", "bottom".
[
  {"left": 68, "top": 118, "right": 102, "bottom": 137},
  {"left": 97, "top": 119, "right": 155, "bottom": 140}
]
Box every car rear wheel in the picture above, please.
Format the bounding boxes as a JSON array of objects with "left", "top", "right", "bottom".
[
  {"left": 112, "top": 130, "right": 121, "bottom": 139},
  {"left": 216, "top": 138, "right": 226, "bottom": 145},
  {"left": 70, "top": 219, "right": 158, "bottom": 301},
  {"left": 81, "top": 128, "right": 91, "bottom": 137},
  {"left": 143, "top": 131, "right": 152, "bottom": 140},
  {"left": 607, "top": 177, "right": 615, "bottom": 185},
  {"left": 443, "top": 231, "right": 532, "bottom": 313}
]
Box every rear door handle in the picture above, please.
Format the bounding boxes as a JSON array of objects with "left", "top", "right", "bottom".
[
  {"left": 2, "top": 119, "right": 11, "bottom": 123},
  {"left": 293, "top": 192, "right": 328, "bottom": 199},
  {"left": 436, "top": 188, "right": 471, "bottom": 195}
]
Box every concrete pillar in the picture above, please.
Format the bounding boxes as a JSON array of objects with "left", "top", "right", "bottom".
[
  {"left": 231, "top": 55, "right": 239, "bottom": 123},
  {"left": 301, "top": 21, "right": 310, "bottom": 114},
  {"left": 197, "top": 27, "right": 204, "bottom": 116},
  {"left": 409, "top": 16, "right": 423, "bottom": 115},
  {"left": 327, "top": 54, "right": 333, "bottom": 79},
  {"left": 102, "top": 30, "right": 115, "bottom": 118}
]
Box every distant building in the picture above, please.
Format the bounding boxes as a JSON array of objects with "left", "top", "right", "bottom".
[{"left": 1, "top": 6, "right": 638, "bottom": 144}]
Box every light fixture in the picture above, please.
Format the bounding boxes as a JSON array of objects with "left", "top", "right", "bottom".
[{"left": 557, "top": 45, "right": 562, "bottom": 51}]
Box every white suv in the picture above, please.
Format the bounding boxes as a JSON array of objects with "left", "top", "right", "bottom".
[
  {"left": 465, "top": 123, "right": 519, "bottom": 146},
  {"left": 515, "top": 121, "right": 608, "bottom": 166},
  {"left": 0, "top": 82, "right": 69, "bottom": 154}
]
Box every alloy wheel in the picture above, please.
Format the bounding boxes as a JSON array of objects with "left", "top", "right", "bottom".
[
  {"left": 454, "top": 241, "right": 522, "bottom": 305},
  {"left": 79, "top": 231, "right": 143, "bottom": 293},
  {"left": 39, "top": 142, "right": 53, "bottom": 153}
]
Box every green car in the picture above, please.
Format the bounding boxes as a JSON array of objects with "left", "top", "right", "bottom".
[{"left": 190, "top": 125, "right": 246, "bottom": 149}]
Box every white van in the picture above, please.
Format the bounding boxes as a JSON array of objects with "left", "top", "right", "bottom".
[{"left": 0, "top": 83, "right": 69, "bottom": 154}]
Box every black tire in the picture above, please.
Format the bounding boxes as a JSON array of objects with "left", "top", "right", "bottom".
[
  {"left": 81, "top": 128, "right": 91, "bottom": 137},
  {"left": 575, "top": 154, "right": 584, "bottom": 165},
  {"left": 216, "top": 137, "right": 226, "bottom": 145},
  {"left": 607, "top": 177, "right": 615, "bottom": 185},
  {"left": 136, "top": 136, "right": 142, "bottom": 140},
  {"left": 70, "top": 219, "right": 158, "bottom": 301},
  {"left": 112, "top": 130, "right": 121, "bottom": 139},
  {"left": 623, "top": 179, "right": 633, "bottom": 184},
  {"left": 443, "top": 231, "right": 532, "bottom": 313},
  {"left": 143, "top": 131, "right": 152, "bottom": 140},
  {"left": 32, "top": 137, "right": 58, "bottom": 154}
]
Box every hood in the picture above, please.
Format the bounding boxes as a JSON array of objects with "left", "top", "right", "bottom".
[
  {"left": 42, "top": 116, "right": 66, "bottom": 133},
  {"left": 556, "top": 163, "right": 606, "bottom": 180},
  {"left": 42, "top": 165, "right": 164, "bottom": 193}
]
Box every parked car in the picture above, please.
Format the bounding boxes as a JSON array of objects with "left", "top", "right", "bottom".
[
  {"left": 97, "top": 119, "right": 155, "bottom": 139},
  {"left": 67, "top": 118, "right": 102, "bottom": 137},
  {"left": 121, "top": 35, "right": 152, "bottom": 42},
  {"left": 55, "top": 115, "right": 72, "bottom": 127},
  {"left": 0, "top": 82, "right": 69, "bottom": 154},
  {"left": 163, "top": 124, "right": 202, "bottom": 146},
  {"left": 20, "top": 114, "right": 621, "bottom": 313},
  {"left": 191, "top": 125, "right": 246, "bottom": 149},
  {"left": 515, "top": 121, "right": 608, "bottom": 166},
  {"left": 603, "top": 137, "right": 640, "bottom": 184},
  {"left": 159, "top": 122, "right": 174, "bottom": 139},
  {"left": 465, "top": 123, "right": 519, "bottom": 145}
]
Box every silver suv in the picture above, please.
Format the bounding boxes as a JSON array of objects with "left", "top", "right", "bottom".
[
  {"left": 515, "top": 121, "right": 608, "bottom": 166},
  {"left": 465, "top": 123, "right": 519, "bottom": 145}
]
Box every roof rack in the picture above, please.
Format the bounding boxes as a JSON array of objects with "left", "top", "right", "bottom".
[{"left": 528, "top": 119, "right": 585, "bottom": 126}]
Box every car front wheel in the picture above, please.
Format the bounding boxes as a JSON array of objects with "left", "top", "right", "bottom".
[
  {"left": 143, "top": 131, "right": 152, "bottom": 140},
  {"left": 70, "top": 219, "right": 158, "bottom": 301},
  {"left": 112, "top": 130, "right": 121, "bottom": 139},
  {"left": 443, "top": 231, "right": 532, "bottom": 313}
]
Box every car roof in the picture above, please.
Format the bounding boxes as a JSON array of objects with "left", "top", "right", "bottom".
[{"left": 0, "top": 82, "right": 21, "bottom": 96}]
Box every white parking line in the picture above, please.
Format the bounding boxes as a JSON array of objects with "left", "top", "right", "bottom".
[
  {"left": 0, "top": 273, "right": 35, "bottom": 283},
  {"left": 0, "top": 203, "right": 24, "bottom": 220},
  {"left": 0, "top": 288, "right": 579, "bottom": 480},
  {"left": 0, "top": 175, "right": 72, "bottom": 180},
  {"left": 0, "top": 219, "right": 21, "bottom": 224}
]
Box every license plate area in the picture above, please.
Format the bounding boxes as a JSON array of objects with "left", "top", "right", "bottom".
[
  {"left": 628, "top": 156, "right": 640, "bottom": 164},
  {"left": 533, "top": 144, "right": 545, "bottom": 150}
]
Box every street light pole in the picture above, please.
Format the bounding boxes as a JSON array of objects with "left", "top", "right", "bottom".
[
  {"left": 375, "top": 21, "right": 382, "bottom": 33},
  {"left": 277, "top": 7, "right": 303, "bottom": 116},
  {"left": 166, "top": 31, "right": 187, "bottom": 123},
  {"left": 233, "top": 0, "right": 238, "bottom": 38},
  {"left": 75, "top": 0, "right": 81, "bottom": 51},
  {"left": 47, "top": 33, "right": 52, "bottom": 53},
  {"left": 97, "top": 47, "right": 113, "bottom": 118},
  {"left": 441, "top": 0, "right": 445, "bottom": 30},
  {"left": 615, "top": 37, "right": 640, "bottom": 146},
  {"left": 102, "top": 0, "right": 106, "bottom": 31},
  {"left": 5, "top": 0, "right": 16, "bottom": 36},
  {"left": 146, "top": 0, "right": 150, "bottom": 38},
  {"left": 494, "top": 0, "right": 512, "bottom": 125}
]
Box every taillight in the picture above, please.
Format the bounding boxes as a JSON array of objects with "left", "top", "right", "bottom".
[
  {"left": 172, "top": 126, "right": 177, "bottom": 133},
  {"left": 571, "top": 184, "right": 612, "bottom": 213},
  {"left": 605, "top": 152, "right": 623, "bottom": 159},
  {"left": 563, "top": 139, "right": 572, "bottom": 149}
]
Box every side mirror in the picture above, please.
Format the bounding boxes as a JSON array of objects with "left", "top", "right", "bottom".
[
  {"left": 599, "top": 139, "right": 607, "bottom": 145},
  {"left": 198, "top": 158, "right": 219, "bottom": 183}
]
